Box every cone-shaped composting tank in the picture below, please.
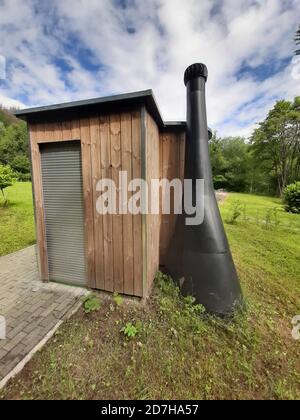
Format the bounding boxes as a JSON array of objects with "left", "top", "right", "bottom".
[{"left": 165, "top": 63, "right": 243, "bottom": 316}]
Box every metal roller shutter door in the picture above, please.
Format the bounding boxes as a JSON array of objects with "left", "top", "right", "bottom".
[{"left": 40, "top": 141, "right": 87, "bottom": 286}]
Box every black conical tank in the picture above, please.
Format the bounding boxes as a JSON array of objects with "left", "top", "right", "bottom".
[{"left": 165, "top": 63, "right": 243, "bottom": 316}]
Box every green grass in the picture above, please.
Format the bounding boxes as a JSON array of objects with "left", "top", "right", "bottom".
[
  {"left": 222, "top": 193, "right": 300, "bottom": 298},
  {"left": 1, "top": 193, "right": 300, "bottom": 400},
  {"left": 0, "top": 182, "right": 35, "bottom": 256}
]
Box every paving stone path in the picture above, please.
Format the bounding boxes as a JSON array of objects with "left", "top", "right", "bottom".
[{"left": 0, "top": 246, "right": 87, "bottom": 384}]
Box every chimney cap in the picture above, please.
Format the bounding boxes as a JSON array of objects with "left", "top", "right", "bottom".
[{"left": 184, "top": 63, "right": 208, "bottom": 85}]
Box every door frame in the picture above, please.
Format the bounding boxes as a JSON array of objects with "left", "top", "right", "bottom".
[{"left": 29, "top": 120, "right": 94, "bottom": 287}]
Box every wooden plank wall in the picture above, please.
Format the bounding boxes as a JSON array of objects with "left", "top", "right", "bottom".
[
  {"left": 29, "top": 110, "right": 143, "bottom": 296},
  {"left": 159, "top": 130, "right": 185, "bottom": 267},
  {"left": 90, "top": 111, "right": 143, "bottom": 296},
  {"left": 145, "top": 111, "right": 160, "bottom": 295},
  {"left": 29, "top": 110, "right": 185, "bottom": 297}
]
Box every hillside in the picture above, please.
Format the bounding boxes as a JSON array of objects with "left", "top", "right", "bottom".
[{"left": 0, "top": 106, "right": 19, "bottom": 127}]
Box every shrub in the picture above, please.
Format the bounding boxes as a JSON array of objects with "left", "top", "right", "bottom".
[
  {"left": 0, "top": 164, "right": 15, "bottom": 206},
  {"left": 10, "top": 155, "right": 30, "bottom": 174},
  {"left": 225, "top": 201, "right": 243, "bottom": 224},
  {"left": 15, "top": 172, "right": 31, "bottom": 182},
  {"left": 283, "top": 182, "right": 300, "bottom": 214}
]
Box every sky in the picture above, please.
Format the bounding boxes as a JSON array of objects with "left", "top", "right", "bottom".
[{"left": 0, "top": 0, "right": 299, "bottom": 137}]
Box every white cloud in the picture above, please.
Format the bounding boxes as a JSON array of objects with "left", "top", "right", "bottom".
[
  {"left": 0, "top": 0, "right": 299, "bottom": 137},
  {"left": 0, "top": 93, "right": 25, "bottom": 109}
]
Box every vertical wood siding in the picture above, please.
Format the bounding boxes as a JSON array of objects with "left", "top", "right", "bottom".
[
  {"left": 145, "top": 111, "right": 160, "bottom": 295},
  {"left": 159, "top": 131, "right": 186, "bottom": 267},
  {"left": 80, "top": 117, "right": 96, "bottom": 288},
  {"left": 131, "top": 111, "right": 143, "bottom": 297},
  {"left": 29, "top": 110, "right": 143, "bottom": 296},
  {"left": 29, "top": 110, "right": 185, "bottom": 298},
  {"left": 121, "top": 112, "right": 134, "bottom": 296},
  {"left": 90, "top": 116, "right": 104, "bottom": 291}
]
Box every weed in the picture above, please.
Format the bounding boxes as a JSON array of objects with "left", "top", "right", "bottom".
[
  {"left": 183, "top": 295, "right": 196, "bottom": 306},
  {"left": 264, "top": 208, "right": 273, "bottom": 229},
  {"left": 82, "top": 294, "right": 101, "bottom": 314},
  {"left": 121, "top": 323, "right": 138, "bottom": 339},
  {"left": 226, "top": 201, "right": 243, "bottom": 224},
  {"left": 112, "top": 293, "right": 123, "bottom": 307},
  {"left": 264, "top": 208, "right": 281, "bottom": 230},
  {"left": 155, "top": 271, "right": 180, "bottom": 299},
  {"left": 242, "top": 203, "right": 248, "bottom": 223},
  {"left": 183, "top": 295, "right": 206, "bottom": 315}
]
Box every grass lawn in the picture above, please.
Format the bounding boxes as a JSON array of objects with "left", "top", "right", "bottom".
[
  {"left": 0, "top": 182, "right": 35, "bottom": 256},
  {"left": 1, "top": 193, "right": 300, "bottom": 400}
]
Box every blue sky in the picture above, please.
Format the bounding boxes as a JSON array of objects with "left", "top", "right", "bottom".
[{"left": 0, "top": 0, "right": 299, "bottom": 137}]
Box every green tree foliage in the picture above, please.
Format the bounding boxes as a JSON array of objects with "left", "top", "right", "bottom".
[
  {"left": 0, "top": 107, "right": 30, "bottom": 179},
  {"left": 209, "top": 134, "right": 252, "bottom": 192},
  {"left": 251, "top": 98, "right": 300, "bottom": 196},
  {"left": 247, "top": 147, "right": 275, "bottom": 195},
  {"left": 210, "top": 98, "right": 300, "bottom": 195},
  {"left": 283, "top": 181, "right": 300, "bottom": 213}
]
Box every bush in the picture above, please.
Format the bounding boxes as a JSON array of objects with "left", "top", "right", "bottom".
[
  {"left": 15, "top": 172, "right": 31, "bottom": 182},
  {"left": 0, "top": 164, "right": 15, "bottom": 206},
  {"left": 10, "top": 155, "right": 30, "bottom": 174},
  {"left": 283, "top": 182, "right": 300, "bottom": 214}
]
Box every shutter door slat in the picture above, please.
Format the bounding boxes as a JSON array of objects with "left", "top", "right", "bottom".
[{"left": 40, "top": 141, "right": 86, "bottom": 286}]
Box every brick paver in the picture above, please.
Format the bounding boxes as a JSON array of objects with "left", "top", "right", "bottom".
[{"left": 0, "top": 246, "right": 88, "bottom": 382}]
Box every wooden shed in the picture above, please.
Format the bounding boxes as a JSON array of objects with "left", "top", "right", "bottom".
[{"left": 16, "top": 90, "right": 186, "bottom": 298}]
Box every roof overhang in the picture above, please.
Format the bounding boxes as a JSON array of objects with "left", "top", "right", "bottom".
[
  {"left": 14, "top": 90, "right": 186, "bottom": 132},
  {"left": 14, "top": 89, "right": 212, "bottom": 137}
]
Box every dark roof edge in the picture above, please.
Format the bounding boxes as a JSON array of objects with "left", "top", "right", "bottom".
[
  {"left": 14, "top": 90, "right": 153, "bottom": 118},
  {"left": 14, "top": 89, "right": 212, "bottom": 136},
  {"left": 14, "top": 89, "right": 185, "bottom": 132}
]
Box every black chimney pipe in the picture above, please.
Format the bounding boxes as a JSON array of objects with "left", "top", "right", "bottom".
[{"left": 165, "top": 63, "right": 243, "bottom": 316}]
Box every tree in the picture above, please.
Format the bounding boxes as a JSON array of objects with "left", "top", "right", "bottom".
[
  {"left": 251, "top": 98, "right": 300, "bottom": 196},
  {"left": 0, "top": 121, "right": 29, "bottom": 174},
  {"left": 209, "top": 134, "right": 251, "bottom": 192},
  {"left": 246, "top": 147, "right": 276, "bottom": 195},
  {"left": 209, "top": 132, "right": 227, "bottom": 188},
  {"left": 0, "top": 106, "right": 19, "bottom": 127},
  {"left": 0, "top": 107, "right": 30, "bottom": 180},
  {"left": 221, "top": 137, "right": 251, "bottom": 192},
  {"left": 295, "top": 24, "right": 300, "bottom": 55},
  {"left": 0, "top": 164, "right": 15, "bottom": 206}
]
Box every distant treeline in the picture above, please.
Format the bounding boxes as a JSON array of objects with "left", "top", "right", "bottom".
[
  {"left": 0, "top": 106, "right": 30, "bottom": 181},
  {"left": 210, "top": 97, "right": 300, "bottom": 196}
]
